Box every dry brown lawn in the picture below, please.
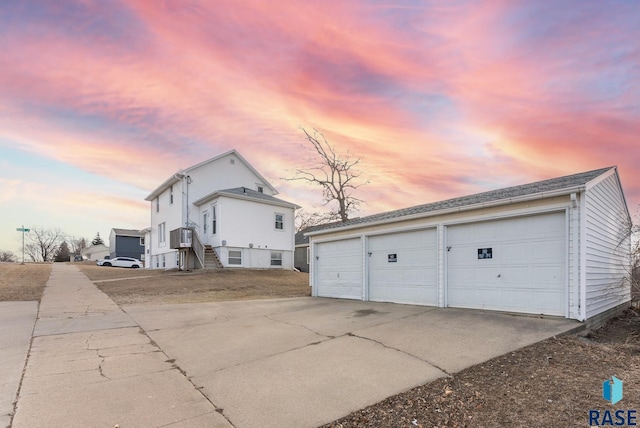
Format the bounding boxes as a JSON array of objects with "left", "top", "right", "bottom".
[
  {"left": 0, "top": 262, "right": 51, "bottom": 301},
  {"left": 76, "top": 263, "right": 310, "bottom": 305}
]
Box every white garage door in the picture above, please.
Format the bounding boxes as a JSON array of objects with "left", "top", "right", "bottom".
[
  {"left": 447, "top": 212, "right": 566, "bottom": 316},
  {"left": 368, "top": 229, "right": 438, "bottom": 305},
  {"left": 315, "top": 238, "right": 363, "bottom": 299}
]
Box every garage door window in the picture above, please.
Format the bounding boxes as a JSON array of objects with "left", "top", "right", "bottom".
[{"left": 228, "top": 250, "right": 242, "bottom": 265}]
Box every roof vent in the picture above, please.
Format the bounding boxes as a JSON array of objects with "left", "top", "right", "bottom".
[{"left": 230, "top": 158, "right": 235, "bottom": 165}]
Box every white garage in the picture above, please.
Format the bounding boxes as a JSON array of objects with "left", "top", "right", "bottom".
[{"left": 308, "top": 167, "right": 631, "bottom": 322}]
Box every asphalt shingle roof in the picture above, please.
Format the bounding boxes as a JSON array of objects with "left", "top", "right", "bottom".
[
  {"left": 112, "top": 228, "right": 145, "bottom": 237},
  {"left": 310, "top": 167, "right": 613, "bottom": 234},
  {"left": 216, "top": 187, "right": 299, "bottom": 208}
]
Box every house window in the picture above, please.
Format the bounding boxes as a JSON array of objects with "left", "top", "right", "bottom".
[
  {"left": 140, "top": 237, "right": 145, "bottom": 246},
  {"left": 162, "top": 254, "right": 165, "bottom": 268},
  {"left": 158, "top": 222, "right": 166, "bottom": 245},
  {"left": 212, "top": 205, "right": 217, "bottom": 235},
  {"left": 257, "top": 186, "right": 264, "bottom": 193},
  {"left": 275, "top": 213, "right": 284, "bottom": 230},
  {"left": 203, "top": 212, "right": 208, "bottom": 234},
  {"left": 270, "top": 251, "right": 282, "bottom": 266},
  {"left": 228, "top": 250, "right": 242, "bottom": 265},
  {"left": 170, "top": 186, "right": 174, "bottom": 204},
  {"left": 156, "top": 197, "right": 159, "bottom": 213}
]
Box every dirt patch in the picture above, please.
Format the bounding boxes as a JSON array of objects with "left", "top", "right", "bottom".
[
  {"left": 324, "top": 309, "right": 640, "bottom": 428},
  {"left": 75, "top": 265, "right": 311, "bottom": 305},
  {"left": 0, "top": 262, "right": 51, "bottom": 301}
]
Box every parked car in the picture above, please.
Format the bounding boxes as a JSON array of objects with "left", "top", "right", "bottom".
[
  {"left": 97, "top": 257, "right": 143, "bottom": 268},
  {"left": 73, "top": 255, "right": 83, "bottom": 262}
]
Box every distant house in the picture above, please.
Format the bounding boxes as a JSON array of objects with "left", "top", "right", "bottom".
[
  {"left": 143, "top": 150, "right": 300, "bottom": 270},
  {"left": 295, "top": 222, "right": 342, "bottom": 272},
  {"left": 109, "top": 228, "right": 145, "bottom": 260},
  {"left": 81, "top": 244, "right": 110, "bottom": 261}
]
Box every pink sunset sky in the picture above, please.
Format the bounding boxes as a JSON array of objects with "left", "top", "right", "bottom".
[{"left": 1, "top": 0, "right": 639, "bottom": 255}]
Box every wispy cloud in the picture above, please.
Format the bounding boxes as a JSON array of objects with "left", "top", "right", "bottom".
[{"left": 0, "top": 0, "right": 638, "bottom": 253}]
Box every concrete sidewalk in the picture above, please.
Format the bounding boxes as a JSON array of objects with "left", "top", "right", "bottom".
[
  {"left": 0, "top": 301, "right": 38, "bottom": 428},
  {"left": 11, "top": 264, "right": 231, "bottom": 428}
]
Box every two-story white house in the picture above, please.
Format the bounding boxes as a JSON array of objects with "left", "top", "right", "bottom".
[{"left": 144, "top": 150, "right": 299, "bottom": 270}]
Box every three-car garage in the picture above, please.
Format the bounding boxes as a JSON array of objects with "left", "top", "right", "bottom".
[{"left": 308, "top": 167, "right": 631, "bottom": 322}]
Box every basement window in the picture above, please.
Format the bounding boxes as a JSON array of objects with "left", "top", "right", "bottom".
[
  {"left": 228, "top": 250, "right": 242, "bottom": 265},
  {"left": 270, "top": 251, "right": 282, "bottom": 266}
]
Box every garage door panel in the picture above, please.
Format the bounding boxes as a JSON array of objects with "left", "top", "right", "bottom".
[
  {"left": 316, "top": 239, "right": 362, "bottom": 300},
  {"left": 447, "top": 212, "right": 566, "bottom": 316},
  {"left": 369, "top": 229, "right": 438, "bottom": 306}
]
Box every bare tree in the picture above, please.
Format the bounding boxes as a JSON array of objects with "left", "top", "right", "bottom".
[
  {"left": 69, "top": 237, "right": 88, "bottom": 255},
  {"left": 0, "top": 250, "right": 16, "bottom": 262},
  {"left": 24, "top": 227, "right": 65, "bottom": 262},
  {"left": 295, "top": 210, "right": 337, "bottom": 232},
  {"left": 285, "top": 128, "right": 368, "bottom": 223}
]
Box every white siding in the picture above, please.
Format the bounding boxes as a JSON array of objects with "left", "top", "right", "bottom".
[
  {"left": 149, "top": 183, "right": 181, "bottom": 269},
  {"left": 584, "top": 172, "right": 631, "bottom": 318},
  {"left": 206, "top": 196, "right": 295, "bottom": 268}
]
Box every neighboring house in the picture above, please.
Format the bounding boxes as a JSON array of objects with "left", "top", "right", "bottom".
[
  {"left": 109, "top": 228, "right": 145, "bottom": 260},
  {"left": 144, "top": 150, "right": 299, "bottom": 270},
  {"left": 294, "top": 230, "right": 310, "bottom": 272},
  {"left": 81, "top": 244, "right": 110, "bottom": 261},
  {"left": 295, "top": 222, "right": 342, "bottom": 272},
  {"left": 307, "top": 167, "right": 631, "bottom": 323}
]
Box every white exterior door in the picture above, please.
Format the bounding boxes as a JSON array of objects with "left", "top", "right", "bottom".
[
  {"left": 446, "top": 212, "right": 566, "bottom": 316},
  {"left": 202, "top": 211, "right": 210, "bottom": 245},
  {"left": 315, "top": 238, "right": 362, "bottom": 299},
  {"left": 368, "top": 229, "right": 438, "bottom": 305}
]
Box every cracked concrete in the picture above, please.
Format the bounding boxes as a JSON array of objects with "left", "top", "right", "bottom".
[
  {"left": 6, "top": 264, "right": 579, "bottom": 428},
  {"left": 10, "top": 264, "right": 231, "bottom": 428},
  {"left": 125, "top": 297, "right": 579, "bottom": 428}
]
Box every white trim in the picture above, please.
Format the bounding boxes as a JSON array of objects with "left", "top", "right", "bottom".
[
  {"left": 564, "top": 208, "right": 570, "bottom": 318},
  {"left": 362, "top": 234, "right": 368, "bottom": 302},
  {"left": 579, "top": 190, "right": 587, "bottom": 321}
]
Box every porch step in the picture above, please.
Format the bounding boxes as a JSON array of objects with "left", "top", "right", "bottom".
[{"left": 203, "top": 246, "right": 223, "bottom": 269}]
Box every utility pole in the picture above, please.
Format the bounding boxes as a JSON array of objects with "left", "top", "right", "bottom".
[{"left": 16, "top": 225, "right": 30, "bottom": 264}]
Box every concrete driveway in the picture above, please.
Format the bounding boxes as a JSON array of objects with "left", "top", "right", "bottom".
[{"left": 125, "top": 297, "right": 579, "bottom": 428}]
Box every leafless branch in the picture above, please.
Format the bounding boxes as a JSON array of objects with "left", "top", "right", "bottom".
[{"left": 283, "top": 127, "right": 369, "bottom": 222}]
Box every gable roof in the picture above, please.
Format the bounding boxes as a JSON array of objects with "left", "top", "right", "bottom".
[
  {"left": 193, "top": 187, "right": 300, "bottom": 209},
  {"left": 111, "top": 228, "right": 145, "bottom": 237},
  {"left": 307, "top": 166, "right": 615, "bottom": 236},
  {"left": 144, "top": 149, "right": 277, "bottom": 201}
]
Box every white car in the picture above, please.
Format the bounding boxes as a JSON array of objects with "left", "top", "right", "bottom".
[{"left": 97, "top": 257, "right": 143, "bottom": 268}]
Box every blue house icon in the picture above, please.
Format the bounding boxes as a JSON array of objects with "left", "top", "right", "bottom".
[{"left": 603, "top": 376, "right": 623, "bottom": 405}]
